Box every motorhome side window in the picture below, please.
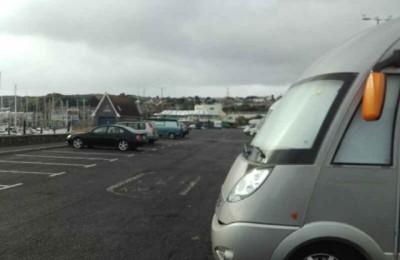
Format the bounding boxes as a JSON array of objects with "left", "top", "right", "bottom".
[{"left": 334, "top": 75, "right": 400, "bottom": 165}]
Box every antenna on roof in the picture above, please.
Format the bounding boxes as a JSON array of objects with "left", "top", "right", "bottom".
[{"left": 362, "top": 14, "right": 392, "bottom": 25}]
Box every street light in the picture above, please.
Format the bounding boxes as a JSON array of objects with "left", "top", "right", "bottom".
[
  {"left": 362, "top": 14, "right": 392, "bottom": 25},
  {"left": 159, "top": 87, "right": 166, "bottom": 111}
]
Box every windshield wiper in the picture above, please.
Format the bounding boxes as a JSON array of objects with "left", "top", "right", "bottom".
[
  {"left": 254, "top": 146, "right": 266, "bottom": 159},
  {"left": 243, "top": 144, "right": 265, "bottom": 159},
  {"left": 243, "top": 143, "right": 251, "bottom": 156}
]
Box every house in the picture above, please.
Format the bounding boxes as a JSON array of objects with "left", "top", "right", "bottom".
[
  {"left": 223, "top": 112, "right": 265, "bottom": 124},
  {"left": 91, "top": 93, "right": 142, "bottom": 125},
  {"left": 194, "top": 103, "right": 226, "bottom": 120},
  {"left": 154, "top": 110, "right": 212, "bottom": 122}
]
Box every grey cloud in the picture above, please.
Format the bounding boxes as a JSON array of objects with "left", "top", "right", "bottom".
[{"left": 0, "top": 0, "right": 399, "bottom": 96}]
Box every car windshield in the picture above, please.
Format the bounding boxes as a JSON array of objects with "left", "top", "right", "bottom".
[{"left": 249, "top": 73, "right": 356, "bottom": 165}]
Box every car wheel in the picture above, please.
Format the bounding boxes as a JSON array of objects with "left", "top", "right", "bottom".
[
  {"left": 168, "top": 133, "right": 175, "bottom": 139},
  {"left": 289, "top": 242, "right": 365, "bottom": 260},
  {"left": 117, "top": 140, "right": 129, "bottom": 151},
  {"left": 148, "top": 139, "right": 155, "bottom": 145},
  {"left": 73, "top": 138, "right": 83, "bottom": 149}
]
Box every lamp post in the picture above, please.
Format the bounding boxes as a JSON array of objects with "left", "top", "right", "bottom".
[
  {"left": 362, "top": 14, "right": 392, "bottom": 25},
  {"left": 159, "top": 87, "right": 166, "bottom": 111},
  {"left": 0, "top": 72, "right": 2, "bottom": 126},
  {"left": 14, "top": 85, "right": 17, "bottom": 129},
  {"left": 0, "top": 71, "right": 2, "bottom": 111}
]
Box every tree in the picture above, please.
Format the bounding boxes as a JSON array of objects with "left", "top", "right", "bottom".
[
  {"left": 194, "top": 96, "right": 201, "bottom": 105},
  {"left": 236, "top": 116, "right": 248, "bottom": 126}
]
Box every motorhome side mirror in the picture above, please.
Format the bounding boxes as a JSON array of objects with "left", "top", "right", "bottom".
[{"left": 362, "top": 72, "right": 385, "bottom": 121}]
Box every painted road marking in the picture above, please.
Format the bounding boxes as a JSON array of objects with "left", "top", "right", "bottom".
[
  {"left": 15, "top": 154, "right": 118, "bottom": 162},
  {"left": 0, "top": 169, "right": 66, "bottom": 177},
  {"left": 138, "top": 147, "right": 157, "bottom": 152},
  {"left": 0, "top": 183, "right": 23, "bottom": 191},
  {"left": 49, "top": 172, "right": 67, "bottom": 177},
  {"left": 0, "top": 159, "right": 96, "bottom": 168},
  {"left": 0, "top": 146, "right": 63, "bottom": 155},
  {"left": 43, "top": 150, "right": 135, "bottom": 157},
  {"left": 107, "top": 172, "right": 155, "bottom": 197},
  {"left": 180, "top": 176, "right": 201, "bottom": 196}
]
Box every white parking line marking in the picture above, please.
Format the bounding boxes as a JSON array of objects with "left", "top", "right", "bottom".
[
  {"left": 107, "top": 172, "right": 155, "bottom": 197},
  {"left": 161, "top": 147, "right": 165, "bottom": 149},
  {"left": 0, "top": 146, "right": 61, "bottom": 155},
  {"left": 0, "top": 169, "right": 66, "bottom": 177},
  {"left": 180, "top": 176, "right": 201, "bottom": 196},
  {"left": 16, "top": 154, "right": 118, "bottom": 162},
  {"left": 0, "top": 159, "right": 96, "bottom": 168},
  {"left": 139, "top": 148, "right": 157, "bottom": 152},
  {"left": 0, "top": 183, "right": 23, "bottom": 191},
  {"left": 49, "top": 172, "right": 67, "bottom": 177},
  {"left": 44, "top": 150, "right": 135, "bottom": 157}
]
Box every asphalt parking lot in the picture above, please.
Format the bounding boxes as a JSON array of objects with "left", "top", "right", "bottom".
[{"left": 0, "top": 129, "right": 251, "bottom": 260}]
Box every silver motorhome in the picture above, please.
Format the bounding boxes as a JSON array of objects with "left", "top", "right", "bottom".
[{"left": 212, "top": 18, "right": 400, "bottom": 260}]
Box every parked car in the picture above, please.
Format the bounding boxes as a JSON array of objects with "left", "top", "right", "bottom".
[
  {"left": 146, "top": 118, "right": 183, "bottom": 139},
  {"left": 254, "top": 100, "right": 280, "bottom": 135},
  {"left": 221, "top": 122, "right": 231, "bottom": 129},
  {"left": 180, "top": 122, "right": 189, "bottom": 137},
  {"left": 117, "top": 121, "right": 146, "bottom": 130},
  {"left": 66, "top": 125, "right": 147, "bottom": 151},
  {"left": 117, "top": 121, "right": 159, "bottom": 144},
  {"left": 214, "top": 120, "right": 222, "bottom": 129},
  {"left": 243, "top": 119, "right": 260, "bottom": 136}
]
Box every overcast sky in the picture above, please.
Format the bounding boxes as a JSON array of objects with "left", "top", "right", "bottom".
[{"left": 0, "top": 0, "right": 398, "bottom": 97}]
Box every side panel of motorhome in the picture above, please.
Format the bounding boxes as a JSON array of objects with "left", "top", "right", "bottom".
[{"left": 304, "top": 74, "right": 400, "bottom": 253}]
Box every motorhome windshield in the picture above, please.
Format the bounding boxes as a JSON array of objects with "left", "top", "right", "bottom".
[{"left": 249, "top": 73, "right": 356, "bottom": 164}]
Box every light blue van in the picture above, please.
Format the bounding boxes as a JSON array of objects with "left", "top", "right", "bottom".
[{"left": 146, "top": 118, "right": 183, "bottom": 139}]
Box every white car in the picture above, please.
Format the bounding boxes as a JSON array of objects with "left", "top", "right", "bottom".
[{"left": 243, "top": 119, "right": 260, "bottom": 136}]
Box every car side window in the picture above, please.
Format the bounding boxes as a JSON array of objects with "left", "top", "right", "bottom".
[
  {"left": 333, "top": 75, "right": 400, "bottom": 165},
  {"left": 92, "top": 127, "right": 107, "bottom": 134},
  {"left": 165, "top": 121, "right": 177, "bottom": 127},
  {"left": 153, "top": 121, "right": 164, "bottom": 127},
  {"left": 118, "top": 127, "right": 125, "bottom": 134},
  {"left": 107, "top": 127, "right": 118, "bottom": 134}
]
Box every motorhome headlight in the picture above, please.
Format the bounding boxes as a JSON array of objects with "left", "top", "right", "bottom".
[{"left": 228, "top": 168, "right": 271, "bottom": 202}]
